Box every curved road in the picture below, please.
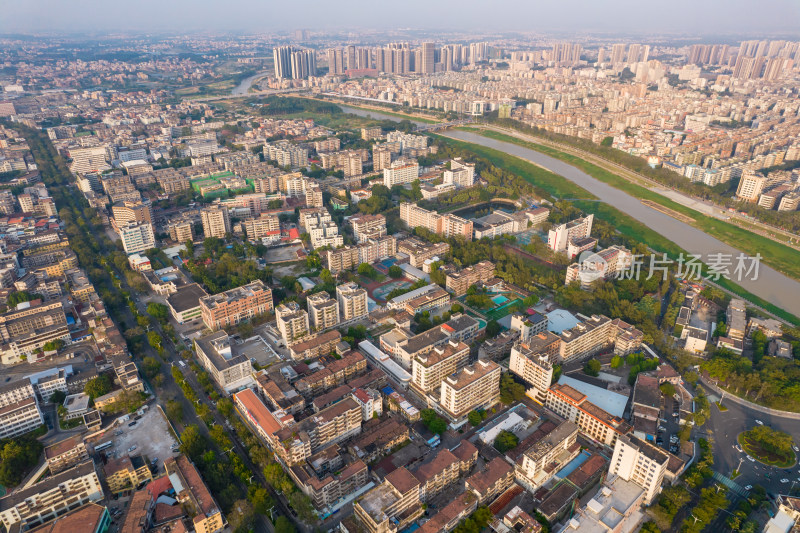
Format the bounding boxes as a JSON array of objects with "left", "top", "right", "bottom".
[
  {"left": 338, "top": 105, "right": 800, "bottom": 318},
  {"left": 704, "top": 385, "right": 800, "bottom": 493}
]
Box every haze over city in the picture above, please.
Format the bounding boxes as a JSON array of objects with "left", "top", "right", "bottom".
[{"left": 3, "top": 0, "right": 800, "bottom": 35}]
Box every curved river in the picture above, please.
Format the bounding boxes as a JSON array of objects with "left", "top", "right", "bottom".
[{"left": 340, "top": 105, "right": 800, "bottom": 318}]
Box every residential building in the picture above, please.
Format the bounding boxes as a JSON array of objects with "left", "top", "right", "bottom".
[
  {"left": 513, "top": 420, "right": 580, "bottom": 491},
  {"left": 399, "top": 203, "right": 473, "bottom": 240},
  {"left": 200, "top": 206, "right": 231, "bottom": 239},
  {"left": 609, "top": 434, "right": 669, "bottom": 505},
  {"left": 193, "top": 331, "right": 255, "bottom": 394},
  {"left": 465, "top": 457, "right": 514, "bottom": 504},
  {"left": 0, "top": 301, "right": 71, "bottom": 365},
  {"left": 417, "top": 492, "right": 477, "bottom": 533},
  {"left": 119, "top": 222, "right": 155, "bottom": 255},
  {"left": 243, "top": 214, "right": 280, "bottom": 242},
  {"left": 289, "top": 330, "right": 342, "bottom": 360},
  {"left": 736, "top": 171, "right": 767, "bottom": 202},
  {"left": 326, "top": 245, "right": 360, "bottom": 273},
  {"left": 509, "top": 342, "right": 554, "bottom": 404},
  {"left": 275, "top": 302, "right": 310, "bottom": 344},
  {"left": 27, "top": 503, "right": 111, "bottom": 533},
  {"left": 103, "top": 455, "right": 152, "bottom": 494},
  {"left": 351, "top": 388, "right": 383, "bottom": 421},
  {"left": 558, "top": 314, "right": 613, "bottom": 363},
  {"left": 44, "top": 435, "right": 88, "bottom": 474},
  {"left": 548, "top": 214, "right": 594, "bottom": 253},
  {"left": 439, "top": 360, "right": 501, "bottom": 422},
  {"left": 0, "top": 461, "right": 103, "bottom": 531},
  {"left": 307, "top": 292, "right": 339, "bottom": 332},
  {"left": 445, "top": 261, "right": 494, "bottom": 296},
  {"left": 168, "top": 220, "right": 195, "bottom": 243},
  {"left": 563, "top": 475, "right": 647, "bottom": 533},
  {"left": 336, "top": 282, "right": 368, "bottom": 322},
  {"left": 0, "top": 396, "right": 44, "bottom": 439},
  {"left": 510, "top": 314, "right": 550, "bottom": 343},
  {"left": 383, "top": 160, "right": 419, "bottom": 187},
  {"left": 111, "top": 201, "right": 152, "bottom": 228},
  {"left": 411, "top": 339, "right": 470, "bottom": 395},
  {"left": 442, "top": 158, "right": 476, "bottom": 188},
  {"left": 564, "top": 245, "right": 633, "bottom": 289},
  {"left": 165, "top": 455, "right": 225, "bottom": 533},
  {"left": 350, "top": 214, "right": 387, "bottom": 243},
  {"left": 546, "top": 383, "right": 632, "bottom": 447},
  {"left": 166, "top": 283, "right": 208, "bottom": 324},
  {"left": 353, "top": 467, "right": 423, "bottom": 533},
  {"left": 397, "top": 237, "right": 450, "bottom": 268},
  {"left": 402, "top": 285, "right": 450, "bottom": 316},
  {"left": 199, "top": 280, "right": 273, "bottom": 330},
  {"left": 726, "top": 299, "right": 747, "bottom": 340}
]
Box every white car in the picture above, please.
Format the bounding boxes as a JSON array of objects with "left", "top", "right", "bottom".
[
  {"left": 128, "top": 445, "right": 137, "bottom": 452},
  {"left": 747, "top": 455, "right": 755, "bottom": 462},
  {"left": 755, "top": 420, "right": 764, "bottom": 425},
  {"left": 744, "top": 485, "right": 753, "bottom": 490},
  {"left": 780, "top": 478, "right": 789, "bottom": 483},
  {"left": 794, "top": 446, "right": 799, "bottom": 452},
  {"left": 735, "top": 445, "right": 743, "bottom": 453}
]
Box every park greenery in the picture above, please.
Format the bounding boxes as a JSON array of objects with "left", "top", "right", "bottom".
[
  {"left": 84, "top": 374, "right": 113, "bottom": 400},
  {"left": 468, "top": 409, "right": 488, "bottom": 427},
  {"left": 738, "top": 426, "right": 795, "bottom": 467},
  {"left": 583, "top": 359, "right": 601, "bottom": 377},
  {"left": 452, "top": 506, "right": 493, "bottom": 533},
  {"left": 0, "top": 436, "right": 43, "bottom": 487}
]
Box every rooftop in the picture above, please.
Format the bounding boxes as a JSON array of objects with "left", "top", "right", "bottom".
[{"left": 167, "top": 283, "right": 208, "bottom": 312}]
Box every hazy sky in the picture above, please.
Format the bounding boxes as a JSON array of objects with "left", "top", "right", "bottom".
[{"left": 2, "top": 0, "right": 800, "bottom": 36}]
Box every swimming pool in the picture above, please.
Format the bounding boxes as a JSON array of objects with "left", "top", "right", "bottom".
[{"left": 492, "top": 295, "right": 509, "bottom": 306}]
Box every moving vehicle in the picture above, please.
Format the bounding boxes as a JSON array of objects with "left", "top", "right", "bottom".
[
  {"left": 780, "top": 478, "right": 789, "bottom": 483},
  {"left": 747, "top": 455, "right": 755, "bottom": 462},
  {"left": 744, "top": 485, "right": 753, "bottom": 490},
  {"left": 755, "top": 420, "right": 764, "bottom": 425}
]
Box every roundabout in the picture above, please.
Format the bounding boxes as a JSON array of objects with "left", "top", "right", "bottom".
[{"left": 736, "top": 426, "right": 797, "bottom": 469}]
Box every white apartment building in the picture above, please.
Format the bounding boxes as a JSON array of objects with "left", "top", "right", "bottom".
[
  {"left": 68, "top": 146, "right": 109, "bottom": 175},
  {"left": 439, "top": 360, "right": 501, "bottom": 422},
  {"left": 307, "top": 218, "right": 343, "bottom": 249},
  {"left": 443, "top": 158, "right": 475, "bottom": 188},
  {"left": 508, "top": 343, "right": 553, "bottom": 404},
  {"left": 0, "top": 460, "right": 103, "bottom": 531},
  {"left": 275, "top": 302, "right": 310, "bottom": 344},
  {"left": 736, "top": 171, "right": 767, "bottom": 202},
  {"left": 386, "top": 131, "right": 428, "bottom": 152},
  {"left": 548, "top": 214, "right": 594, "bottom": 253},
  {"left": 307, "top": 291, "right": 339, "bottom": 332},
  {"left": 383, "top": 160, "right": 420, "bottom": 187},
  {"left": 609, "top": 434, "right": 669, "bottom": 505},
  {"left": 336, "top": 282, "right": 368, "bottom": 322},
  {"left": 119, "top": 222, "right": 155, "bottom": 255},
  {"left": 514, "top": 420, "right": 580, "bottom": 491},
  {"left": 411, "top": 339, "right": 470, "bottom": 395},
  {"left": 265, "top": 141, "right": 308, "bottom": 168},
  {"left": 0, "top": 396, "right": 44, "bottom": 440},
  {"left": 201, "top": 206, "right": 231, "bottom": 239}
]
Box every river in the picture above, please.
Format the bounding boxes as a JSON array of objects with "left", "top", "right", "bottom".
[
  {"left": 340, "top": 105, "right": 800, "bottom": 318},
  {"left": 231, "top": 71, "right": 268, "bottom": 96}
]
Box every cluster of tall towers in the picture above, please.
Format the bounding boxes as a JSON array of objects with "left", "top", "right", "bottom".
[
  {"left": 326, "top": 42, "right": 490, "bottom": 75},
  {"left": 273, "top": 46, "right": 317, "bottom": 80}
]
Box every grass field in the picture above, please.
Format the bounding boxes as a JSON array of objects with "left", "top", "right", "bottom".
[
  {"left": 435, "top": 133, "right": 800, "bottom": 326},
  {"left": 473, "top": 129, "right": 800, "bottom": 283},
  {"left": 305, "top": 98, "right": 441, "bottom": 124}
]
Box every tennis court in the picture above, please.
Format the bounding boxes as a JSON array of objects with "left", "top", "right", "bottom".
[
  {"left": 492, "top": 295, "right": 509, "bottom": 306},
  {"left": 372, "top": 280, "right": 411, "bottom": 301}
]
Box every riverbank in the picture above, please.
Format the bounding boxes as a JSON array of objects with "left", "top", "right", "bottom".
[
  {"left": 467, "top": 127, "right": 800, "bottom": 283},
  {"left": 437, "top": 132, "right": 800, "bottom": 325}
]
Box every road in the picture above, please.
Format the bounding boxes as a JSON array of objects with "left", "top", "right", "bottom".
[
  {"left": 125, "top": 289, "right": 308, "bottom": 533},
  {"left": 704, "top": 385, "right": 800, "bottom": 494}
]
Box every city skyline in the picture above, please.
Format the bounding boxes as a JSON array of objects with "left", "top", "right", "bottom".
[{"left": 3, "top": 0, "right": 800, "bottom": 36}]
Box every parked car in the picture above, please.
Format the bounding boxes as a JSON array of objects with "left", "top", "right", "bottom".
[
  {"left": 793, "top": 446, "right": 799, "bottom": 452},
  {"left": 128, "top": 446, "right": 137, "bottom": 452},
  {"left": 780, "top": 478, "right": 789, "bottom": 483},
  {"left": 747, "top": 455, "right": 755, "bottom": 462},
  {"left": 755, "top": 420, "right": 764, "bottom": 425}
]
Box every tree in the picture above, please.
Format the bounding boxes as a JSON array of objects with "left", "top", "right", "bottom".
[
  {"left": 388, "top": 265, "right": 403, "bottom": 278},
  {"left": 146, "top": 302, "right": 170, "bottom": 323},
  {"left": 166, "top": 400, "right": 184, "bottom": 423},
  {"left": 180, "top": 425, "right": 209, "bottom": 462},
  {"left": 228, "top": 499, "right": 255, "bottom": 533},
  {"left": 468, "top": 410, "right": 485, "bottom": 427},
  {"left": 0, "top": 437, "right": 44, "bottom": 487},
  {"left": 320, "top": 268, "right": 335, "bottom": 285},
  {"left": 494, "top": 430, "right": 520, "bottom": 453},
  {"left": 84, "top": 374, "right": 112, "bottom": 399},
  {"left": 485, "top": 320, "right": 502, "bottom": 337},
  {"left": 357, "top": 262, "right": 379, "bottom": 280},
  {"left": 420, "top": 409, "right": 448, "bottom": 435},
  {"left": 610, "top": 355, "right": 624, "bottom": 368},
  {"left": 584, "top": 358, "right": 601, "bottom": 377},
  {"left": 274, "top": 516, "right": 296, "bottom": 533},
  {"left": 7, "top": 291, "right": 43, "bottom": 307},
  {"left": 248, "top": 486, "right": 272, "bottom": 514},
  {"left": 601, "top": 136, "right": 613, "bottom": 147},
  {"left": 499, "top": 373, "right": 526, "bottom": 404},
  {"left": 142, "top": 356, "right": 161, "bottom": 378},
  {"left": 49, "top": 390, "right": 67, "bottom": 404},
  {"left": 641, "top": 522, "right": 661, "bottom": 533}
]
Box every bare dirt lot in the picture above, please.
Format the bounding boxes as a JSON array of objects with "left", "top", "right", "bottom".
[{"left": 99, "top": 408, "right": 179, "bottom": 474}]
